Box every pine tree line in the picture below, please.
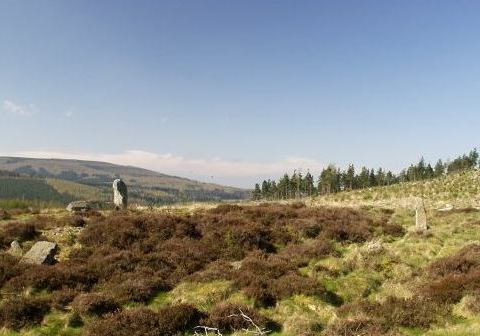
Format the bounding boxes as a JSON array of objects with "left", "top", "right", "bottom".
[{"left": 252, "top": 148, "right": 479, "bottom": 200}]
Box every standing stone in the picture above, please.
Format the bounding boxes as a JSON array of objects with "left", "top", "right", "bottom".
[
  {"left": 8, "top": 240, "right": 23, "bottom": 257},
  {"left": 21, "top": 241, "right": 58, "bottom": 265},
  {"left": 113, "top": 179, "right": 128, "bottom": 210},
  {"left": 415, "top": 198, "right": 428, "bottom": 231}
]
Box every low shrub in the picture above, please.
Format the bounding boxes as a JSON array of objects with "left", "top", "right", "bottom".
[
  {"left": 187, "top": 260, "right": 234, "bottom": 282},
  {"left": 201, "top": 303, "right": 278, "bottom": 334},
  {"left": 423, "top": 270, "right": 480, "bottom": 304},
  {"left": 0, "top": 222, "right": 40, "bottom": 248},
  {"left": 273, "top": 273, "right": 343, "bottom": 305},
  {"left": 107, "top": 272, "right": 170, "bottom": 303},
  {"left": 157, "top": 304, "right": 205, "bottom": 335},
  {"left": 69, "top": 215, "right": 86, "bottom": 227},
  {"left": 466, "top": 292, "right": 480, "bottom": 313},
  {"left": 380, "top": 223, "right": 405, "bottom": 237},
  {"left": 67, "top": 312, "right": 84, "bottom": 328},
  {"left": 337, "top": 297, "right": 448, "bottom": 331},
  {"left": 50, "top": 288, "right": 79, "bottom": 310},
  {"left": 0, "top": 296, "right": 50, "bottom": 331},
  {"left": 0, "top": 253, "right": 23, "bottom": 287},
  {"left": 85, "top": 308, "right": 163, "bottom": 336},
  {"left": 85, "top": 305, "right": 203, "bottom": 336},
  {"left": 72, "top": 293, "right": 120, "bottom": 317},
  {"left": 427, "top": 244, "right": 480, "bottom": 278},
  {"left": 324, "top": 318, "right": 392, "bottom": 336},
  {"left": 422, "top": 244, "right": 480, "bottom": 304},
  {"left": 0, "top": 209, "right": 11, "bottom": 220},
  {"left": 235, "top": 251, "right": 340, "bottom": 306},
  {"left": 6, "top": 263, "right": 99, "bottom": 292}
]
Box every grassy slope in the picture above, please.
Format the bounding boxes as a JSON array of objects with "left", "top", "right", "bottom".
[
  {"left": 45, "top": 178, "right": 109, "bottom": 202},
  {"left": 310, "top": 169, "right": 480, "bottom": 209}
]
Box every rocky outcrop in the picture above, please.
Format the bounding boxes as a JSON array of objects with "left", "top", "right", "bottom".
[
  {"left": 66, "top": 201, "right": 92, "bottom": 213},
  {"left": 7, "top": 240, "right": 23, "bottom": 257},
  {"left": 21, "top": 241, "right": 58, "bottom": 265}
]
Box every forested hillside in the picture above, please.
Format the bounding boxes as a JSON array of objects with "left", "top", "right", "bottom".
[
  {"left": 0, "top": 157, "right": 249, "bottom": 206},
  {"left": 253, "top": 149, "right": 479, "bottom": 200}
]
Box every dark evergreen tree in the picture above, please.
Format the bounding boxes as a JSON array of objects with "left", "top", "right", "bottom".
[
  {"left": 303, "top": 172, "right": 315, "bottom": 196},
  {"left": 434, "top": 159, "right": 445, "bottom": 177},
  {"left": 344, "top": 164, "right": 355, "bottom": 190},
  {"left": 369, "top": 169, "right": 377, "bottom": 187},
  {"left": 358, "top": 167, "right": 370, "bottom": 188},
  {"left": 252, "top": 183, "right": 262, "bottom": 200}
]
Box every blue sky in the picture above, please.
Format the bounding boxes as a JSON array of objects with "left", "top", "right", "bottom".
[{"left": 1, "top": 1, "right": 479, "bottom": 187}]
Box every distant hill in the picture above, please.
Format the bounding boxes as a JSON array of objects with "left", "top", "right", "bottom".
[{"left": 0, "top": 157, "right": 250, "bottom": 205}]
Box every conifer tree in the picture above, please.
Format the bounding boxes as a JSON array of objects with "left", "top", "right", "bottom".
[
  {"left": 358, "top": 167, "right": 370, "bottom": 188},
  {"left": 434, "top": 159, "right": 445, "bottom": 177},
  {"left": 253, "top": 183, "right": 262, "bottom": 200},
  {"left": 369, "top": 169, "right": 377, "bottom": 187},
  {"left": 303, "top": 172, "right": 315, "bottom": 196},
  {"left": 344, "top": 164, "right": 355, "bottom": 190}
]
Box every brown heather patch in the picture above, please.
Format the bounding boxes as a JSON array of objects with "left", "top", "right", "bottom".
[
  {"left": 0, "top": 203, "right": 396, "bottom": 333},
  {"left": 0, "top": 296, "right": 50, "bottom": 331}
]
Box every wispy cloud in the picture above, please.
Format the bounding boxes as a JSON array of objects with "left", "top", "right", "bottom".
[
  {"left": 2, "top": 99, "right": 36, "bottom": 116},
  {"left": 4, "top": 150, "right": 326, "bottom": 187},
  {"left": 65, "top": 110, "right": 74, "bottom": 118}
]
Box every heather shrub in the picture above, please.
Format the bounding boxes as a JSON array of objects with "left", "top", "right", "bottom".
[
  {"left": 6, "top": 263, "right": 98, "bottom": 292},
  {"left": 85, "top": 305, "right": 203, "bottom": 336},
  {"left": 278, "top": 239, "right": 336, "bottom": 267},
  {"left": 0, "top": 296, "right": 50, "bottom": 330},
  {"left": 423, "top": 270, "right": 480, "bottom": 303},
  {"left": 209, "top": 204, "right": 243, "bottom": 214},
  {"left": 187, "top": 260, "right": 234, "bottom": 282},
  {"left": 372, "top": 297, "right": 445, "bottom": 329},
  {"left": 201, "top": 303, "right": 279, "bottom": 333},
  {"left": 303, "top": 222, "right": 322, "bottom": 238},
  {"left": 427, "top": 244, "right": 480, "bottom": 277},
  {"left": 0, "top": 209, "right": 11, "bottom": 220},
  {"left": 67, "top": 311, "right": 84, "bottom": 328},
  {"left": 235, "top": 251, "right": 339, "bottom": 306},
  {"left": 422, "top": 244, "right": 480, "bottom": 304},
  {"left": 85, "top": 308, "right": 163, "bottom": 336},
  {"left": 157, "top": 304, "right": 205, "bottom": 335},
  {"left": 72, "top": 293, "right": 120, "bottom": 317},
  {"left": 69, "top": 215, "right": 86, "bottom": 227},
  {"left": 321, "top": 219, "right": 372, "bottom": 243},
  {"left": 273, "top": 273, "right": 342, "bottom": 305},
  {"left": 106, "top": 272, "right": 170, "bottom": 303},
  {"left": 465, "top": 292, "right": 480, "bottom": 313},
  {"left": 50, "top": 288, "right": 79, "bottom": 310},
  {"left": 0, "top": 222, "right": 40, "bottom": 248},
  {"left": 380, "top": 223, "right": 405, "bottom": 237},
  {"left": 337, "top": 297, "right": 448, "bottom": 331},
  {"left": 0, "top": 253, "right": 23, "bottom": 287},
  {"left": 324, "top": 318, "right": 392, "bottom": 336}
]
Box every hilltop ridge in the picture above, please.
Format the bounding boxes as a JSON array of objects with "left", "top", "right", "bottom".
[{"left": 0, "top": 157, "right": 249, "bottom": 205}]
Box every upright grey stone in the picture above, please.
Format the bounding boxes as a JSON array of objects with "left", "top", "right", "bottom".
[
  {"left": 113, "top": 179, "right": 128, "bottom": 210},
  {"left": 415, "top": 198, "right": 428, "bottom": 231},
  {"left": 8, "top": 240, "right": 23, "bottom": 257},
  {"left": 21, "top": 241, "right": 58, "bottom": 265}
]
